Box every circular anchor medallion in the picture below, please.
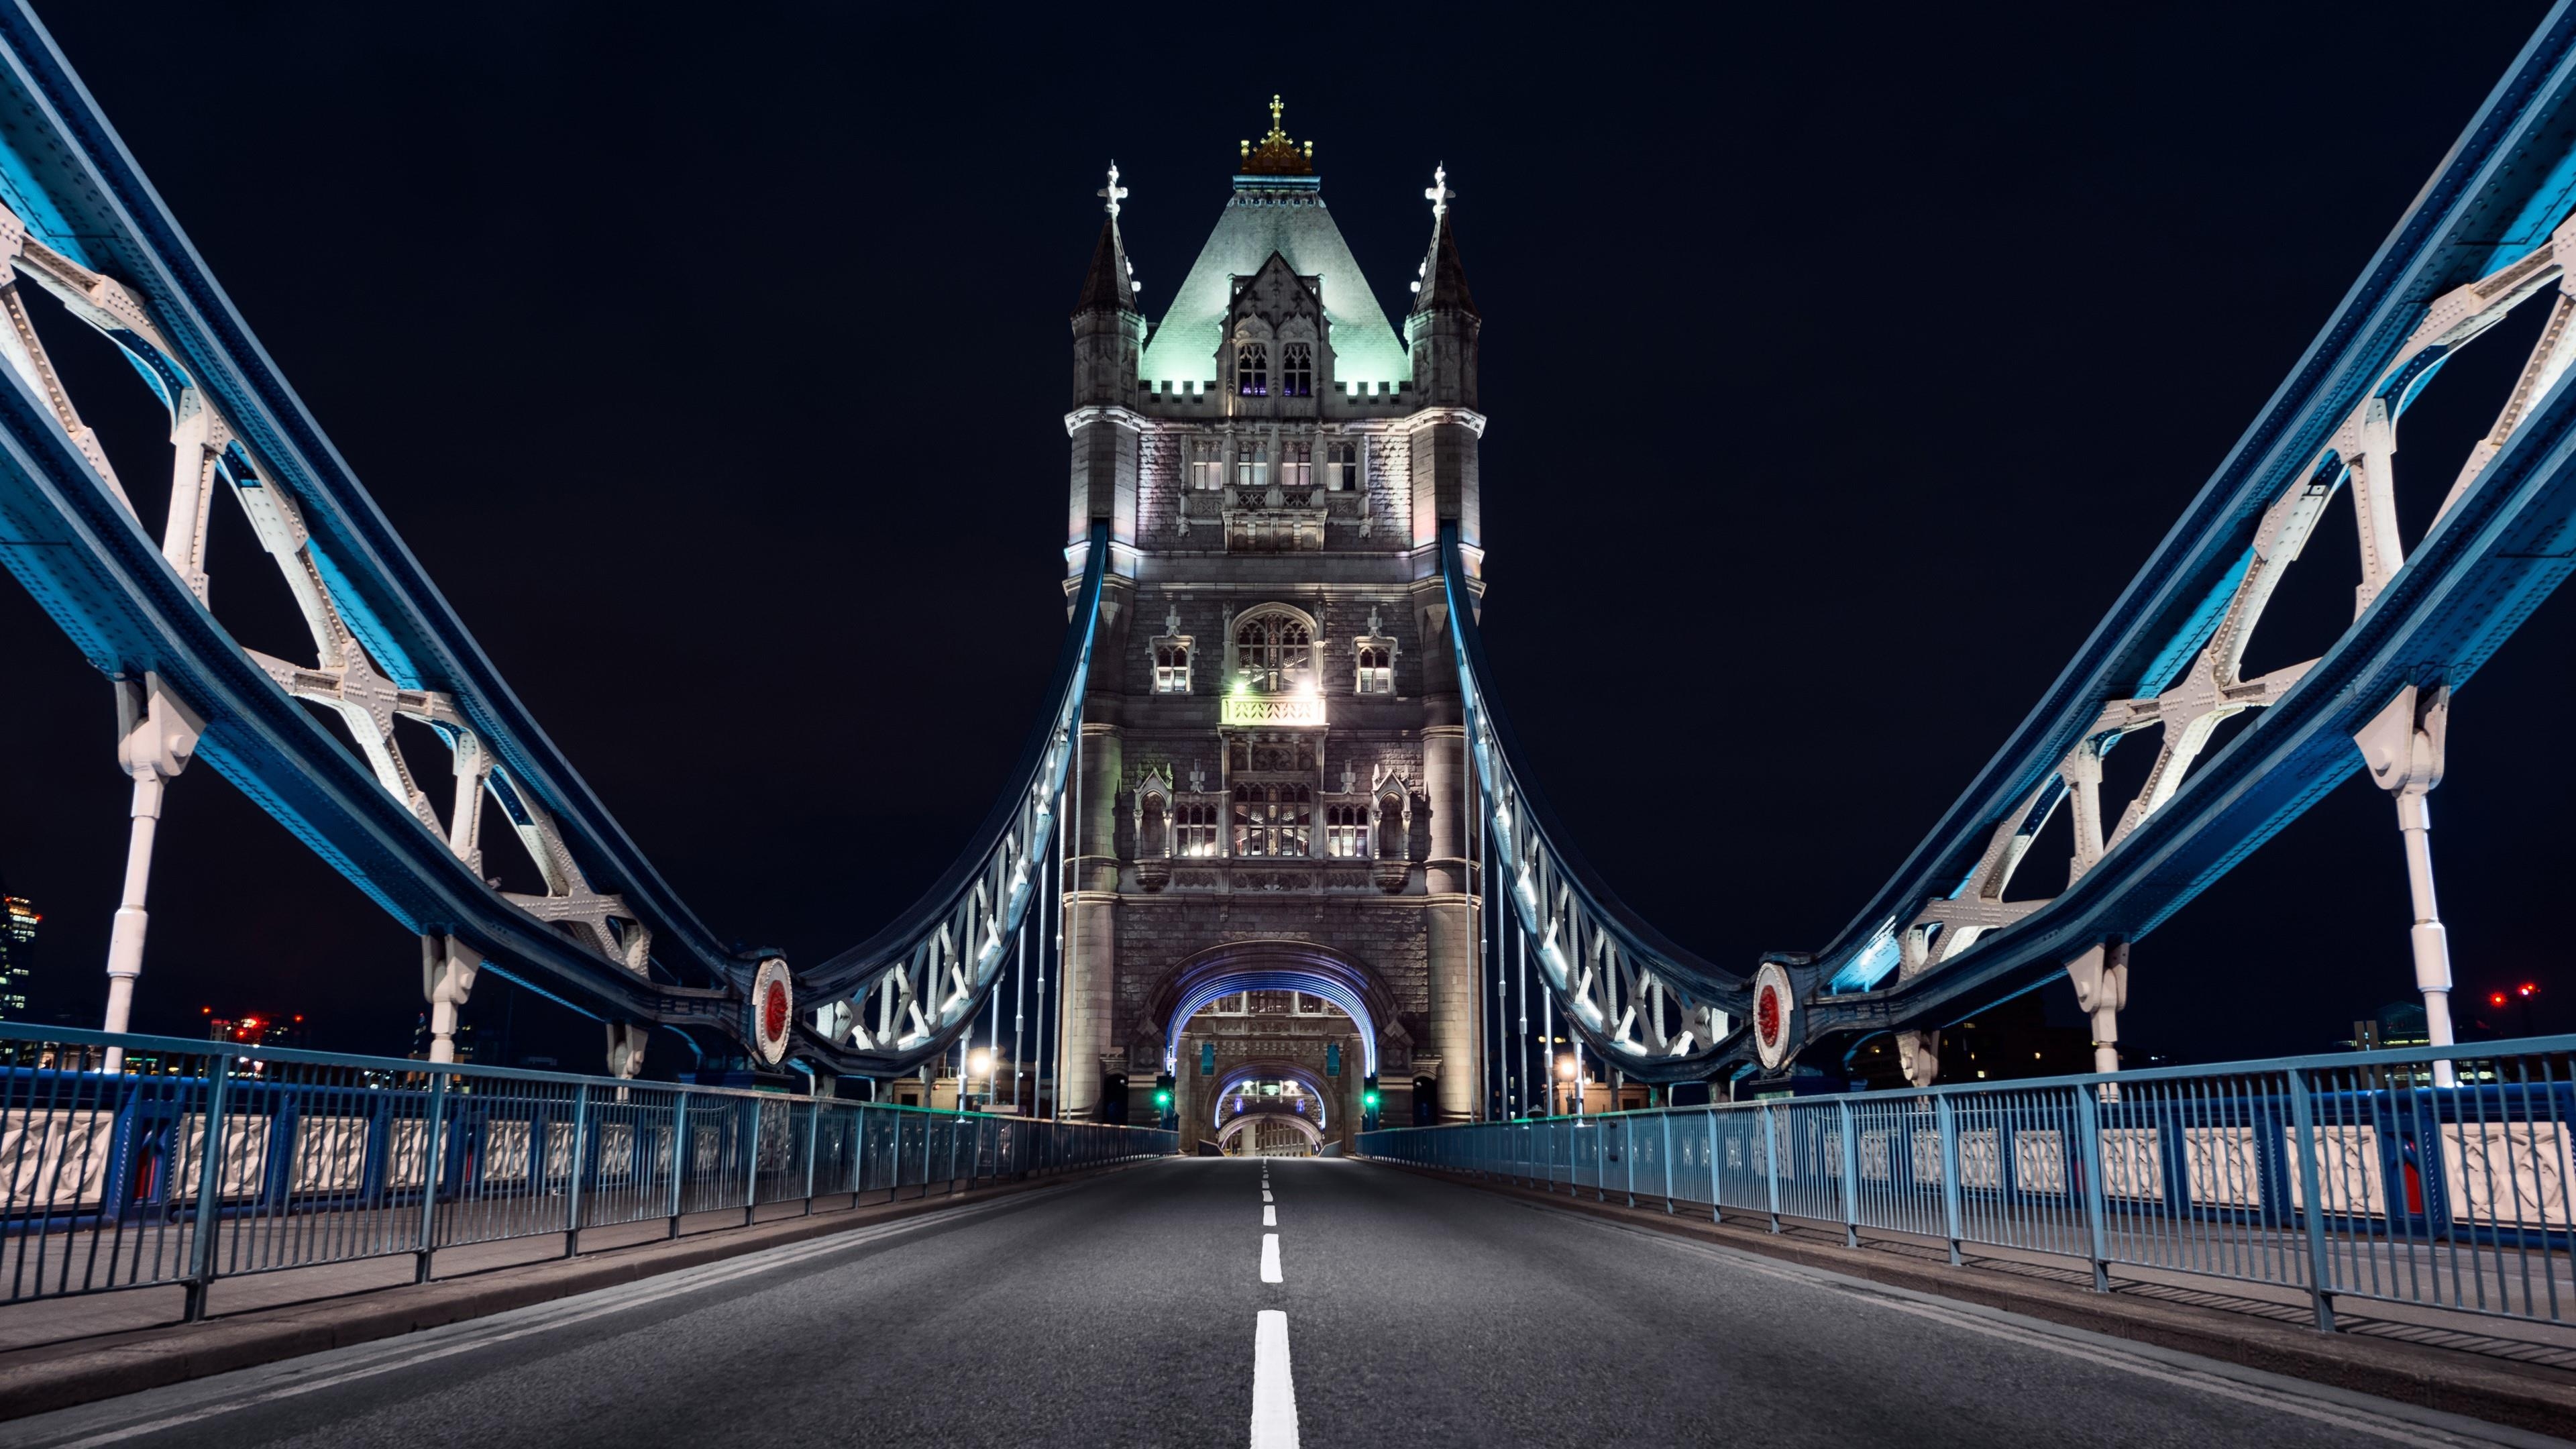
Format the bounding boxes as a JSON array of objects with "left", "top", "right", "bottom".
[
  {"left": 750, "top": 959, "right": 794, "bottom": 1067},
  {"left": 1751, "top": 961, "right": 1796, "bottom": 1072}
]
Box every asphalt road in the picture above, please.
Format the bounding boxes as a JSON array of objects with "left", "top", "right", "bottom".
[{"left": 9, "top": 1159, "right": 2561, "bottom": 1449}]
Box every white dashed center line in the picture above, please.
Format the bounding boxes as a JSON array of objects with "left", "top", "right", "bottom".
[
  {"left": 1263, "top": 1204, "right": 1276, "bottom": 1226},
  {"left": 1250, "top": 1309, "right": 1300, "bottom": 1448},
  {"left": 1260, "top": 1232, "right": 1283, "bottom": 1283}
]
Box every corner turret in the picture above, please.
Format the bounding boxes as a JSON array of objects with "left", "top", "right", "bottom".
[
  {"left": 1071, "top": 162, "right": 1144, "bottom": 407},
  {"left": 1403, "top": 165, "right": 1479, "bottom": 410},
  {"left": 1068, "top": 162, "right": 1143, "bottom": 562},
  {"left": 1401, "top": 166, "right": 1482, "bottom": 551}
]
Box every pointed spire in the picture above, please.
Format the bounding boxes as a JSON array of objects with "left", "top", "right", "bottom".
[
  {"left": 1073, "top": 161, "right": 1140, "bottom": 316},
  {"left": 1408, "top": 163, "right": 1477, "bottom": 318}
]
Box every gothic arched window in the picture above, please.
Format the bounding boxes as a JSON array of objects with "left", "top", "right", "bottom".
[
  {"left": 1356, "top": 643, "right": 1392, "bottom": 695},
  {"left": 1232, "top": 608, "right": 1314, "bottom": 692},
  {"left": 1190, "top": 438, "right": 1224, "bottom": 490},
  {"left": 1235, "top": 441, "right": 1268, "bottom": 489},
  {"left": 1176, "top": 802, "right": 1220, "bottom": 857},
  {"left": 1236, "top": 341, "right": 1269, "bottom": 396},
  {"left": 1154, "top": 639, "right": 1191, "bottom": 694},
  {"left": 1326, "top": 804, "right": 1368, "bottom": 858},
  {"left": 1326, "top": 442, "right": 1358, "bottom": 491},
  {"left": 1281, "top": 342, "right": 1313, "bottom": 396},
  {"left": 1233, "top": 782, "right": 1312, "bottom": 857}
]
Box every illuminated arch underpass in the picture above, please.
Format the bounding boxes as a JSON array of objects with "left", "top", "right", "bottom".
[
  {"left": 1210, "top": 1063, "right": 1331, "bottom": 1131},
  {"left": 1143, "top": 941, "right": 1409, "bottom": 1130},
  {"left": 1216, "top": 1107, "right": 1323, "bottom": 1157},
  {"left": 1162, "top": 973, "right": 1379, "bottom": 1078}
]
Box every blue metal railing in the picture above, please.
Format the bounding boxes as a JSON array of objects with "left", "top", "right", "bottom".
[
  {"left": 0, "top": 1022, "right": 1173, "bottom": 1319},
  {"left": 1358, "top": 1035, "right": 2576, "bottom": 1334}
]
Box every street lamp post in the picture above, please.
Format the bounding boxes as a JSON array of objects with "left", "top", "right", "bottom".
[
  {"left": 1556, "top": 1051, "right": 1578, "bottom": 1118},
  {"left": 967, "top": 1048, "right": 994, "bottom": 1113}
]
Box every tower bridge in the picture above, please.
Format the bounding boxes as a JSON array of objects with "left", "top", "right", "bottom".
[{"left": 2, "top": 3, "right": 2576, "bottom": 1439}]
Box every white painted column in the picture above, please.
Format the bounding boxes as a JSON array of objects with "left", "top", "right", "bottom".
[
  {"left": 1894, "top": 1029, "right": 1941, "bottom": 1088},
  {"left": 606, "top": 1021, "right": 649, "bottom": 1078},
  {"left": 99, "top": 676, "right": 201, "bottom": 1074},
  {"left": 2357, "top": 684, "right": 2455, "bottom": 1087},
  {"left": 423, "top": 934, "right": 480, "bottom": 1064},
  {"left": 2396, "top": 794, "right": 2457, "bottom": 1051},
  {"left": 2065, "top": 942, "right": 2129, "bottom": 1078}
]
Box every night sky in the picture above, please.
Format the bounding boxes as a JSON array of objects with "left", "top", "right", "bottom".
[{"left": 0, "top": 2, "right": 2567, "bottom": 1071}]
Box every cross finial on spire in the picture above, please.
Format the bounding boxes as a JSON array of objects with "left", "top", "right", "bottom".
[
  {"left": 1097, "top": 160, "right": 1128, "bottom": 219},
  {"left": 1239, "top": 95, "right": 1314, "bottom": 176},
  {"left": 1426, "top": 163, "right": 1452, "bottom": 220}
]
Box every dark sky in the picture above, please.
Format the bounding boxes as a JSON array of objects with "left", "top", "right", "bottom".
[{"left": 1, "top": 1, "right": 2567, "bottom": 1069}]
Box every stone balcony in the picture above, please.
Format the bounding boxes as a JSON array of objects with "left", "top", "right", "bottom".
[{"left": 1172, "top": 484, "right": 1367, "bottom": 551}]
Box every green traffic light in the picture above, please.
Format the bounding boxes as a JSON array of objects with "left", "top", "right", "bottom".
[
  {"left": 1362, "top": 1091, "right": 1380, "bottom": 1109},
  {"left": 1155, "top": 1090, "right": 1173, "bottom": 1107}
]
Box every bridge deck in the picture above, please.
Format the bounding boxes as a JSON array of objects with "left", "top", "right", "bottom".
[{"left": 6, "top": 1160, "right": 2561, "bottom": 1447}]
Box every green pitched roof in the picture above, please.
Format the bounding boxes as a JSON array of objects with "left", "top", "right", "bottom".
[{"left": 1140, "top": 182, "right": 1409, "bottom": 390}]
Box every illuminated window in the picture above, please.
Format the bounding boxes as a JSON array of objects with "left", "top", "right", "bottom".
[
  {"left": 1326, "top": 442, "right": 1358, "bottom": 491},
  {"left": 1355, "top": 642, "right": 1393, "bottom": 695},
  {"left": 1282, "top": 442, "right": 1311, "bottom": 489},
  {"left": 1281, "top": 342, "right": 1312, "bottom": 396},
  {"left": 1354, "top": 618, "right": 1397, "bottom": 696},
  {"left": 1175, "top": 802, "right": 1221, "bottom": 857},
  {"left": 1232, "top": 608, "right": 1313, "bottom": 691},
  {"left": 1236, "top": 342, "right": 1268, "bottom": 396},
  {"left": 1326, "top": 804, "right": 1369, "bottom": 858},
  {"left": 1189, "top": 438, "right": 1224, "bottom": 490},
  {"left": 1153, "top": 639, "right": 1191, "bottom": 694},
  {"left": 1236, "top": 442, "right": 1269, "bottom": 490},
  {"left": 1233, "top": 782, "right": 1312, "bottom": 857}
]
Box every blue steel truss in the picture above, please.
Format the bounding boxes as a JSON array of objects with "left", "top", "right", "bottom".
[
  {"left": 9, "top": 0, "right": 2576, "bottom": 1096},
  {"left": 1781, "top": 1, "right": 2576, "bottom": 1063},
  {"left": 0, "top": 3, "right": 1104, "bottom": 1077},
  {"left": 1448, "top": 2, "right": 2576, "bottom": 1079}
]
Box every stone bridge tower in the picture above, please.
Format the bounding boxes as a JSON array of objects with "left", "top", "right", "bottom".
[{"left": 1055, "top": 101, "right": 1485, "bottom": 1137}]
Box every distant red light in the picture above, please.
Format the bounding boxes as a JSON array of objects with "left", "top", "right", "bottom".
[
  {"left": 2491, "top": 993, "right": 2510, "bottom": 1007},
  {"left": 2519, "top": 983, "right": 2539, "bottom": 997}
]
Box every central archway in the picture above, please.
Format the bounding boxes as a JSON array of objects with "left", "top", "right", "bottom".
[
  {"left": 1210, "top": 1061, "right": 1333, "bottom": 1130},
  {"left": 1145, "top": 940, "right": 1405, "bottom": 1077},
  {"left": 1217, "top": 1109, "right": 1324, "bottom": 1155}
]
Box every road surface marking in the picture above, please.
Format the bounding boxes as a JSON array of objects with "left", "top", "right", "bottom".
[
  {"left": 1260, "top": 1232, "right": 1283, "bottom": 1283},
  {"left": 1262, "top": 1189, "right": 1273, "bottom": 1202},
  {"left": 1250, "top": 1310, "right": 1300, "bottom": 1448},
  {"left": 1263, "top": 1204, "right": 1277, "bottom": 1226}
]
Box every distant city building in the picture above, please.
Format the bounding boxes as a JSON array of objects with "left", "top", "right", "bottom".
[
  {"left": 2342, "top": 1002, "right": 2431, "bottom": 1051},
  {"left": 205, "top": 1008, "right": 310, "bottom": 1051},
  {"left": 0, "top": 882, "right": 39, "bottom": 1020}
]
